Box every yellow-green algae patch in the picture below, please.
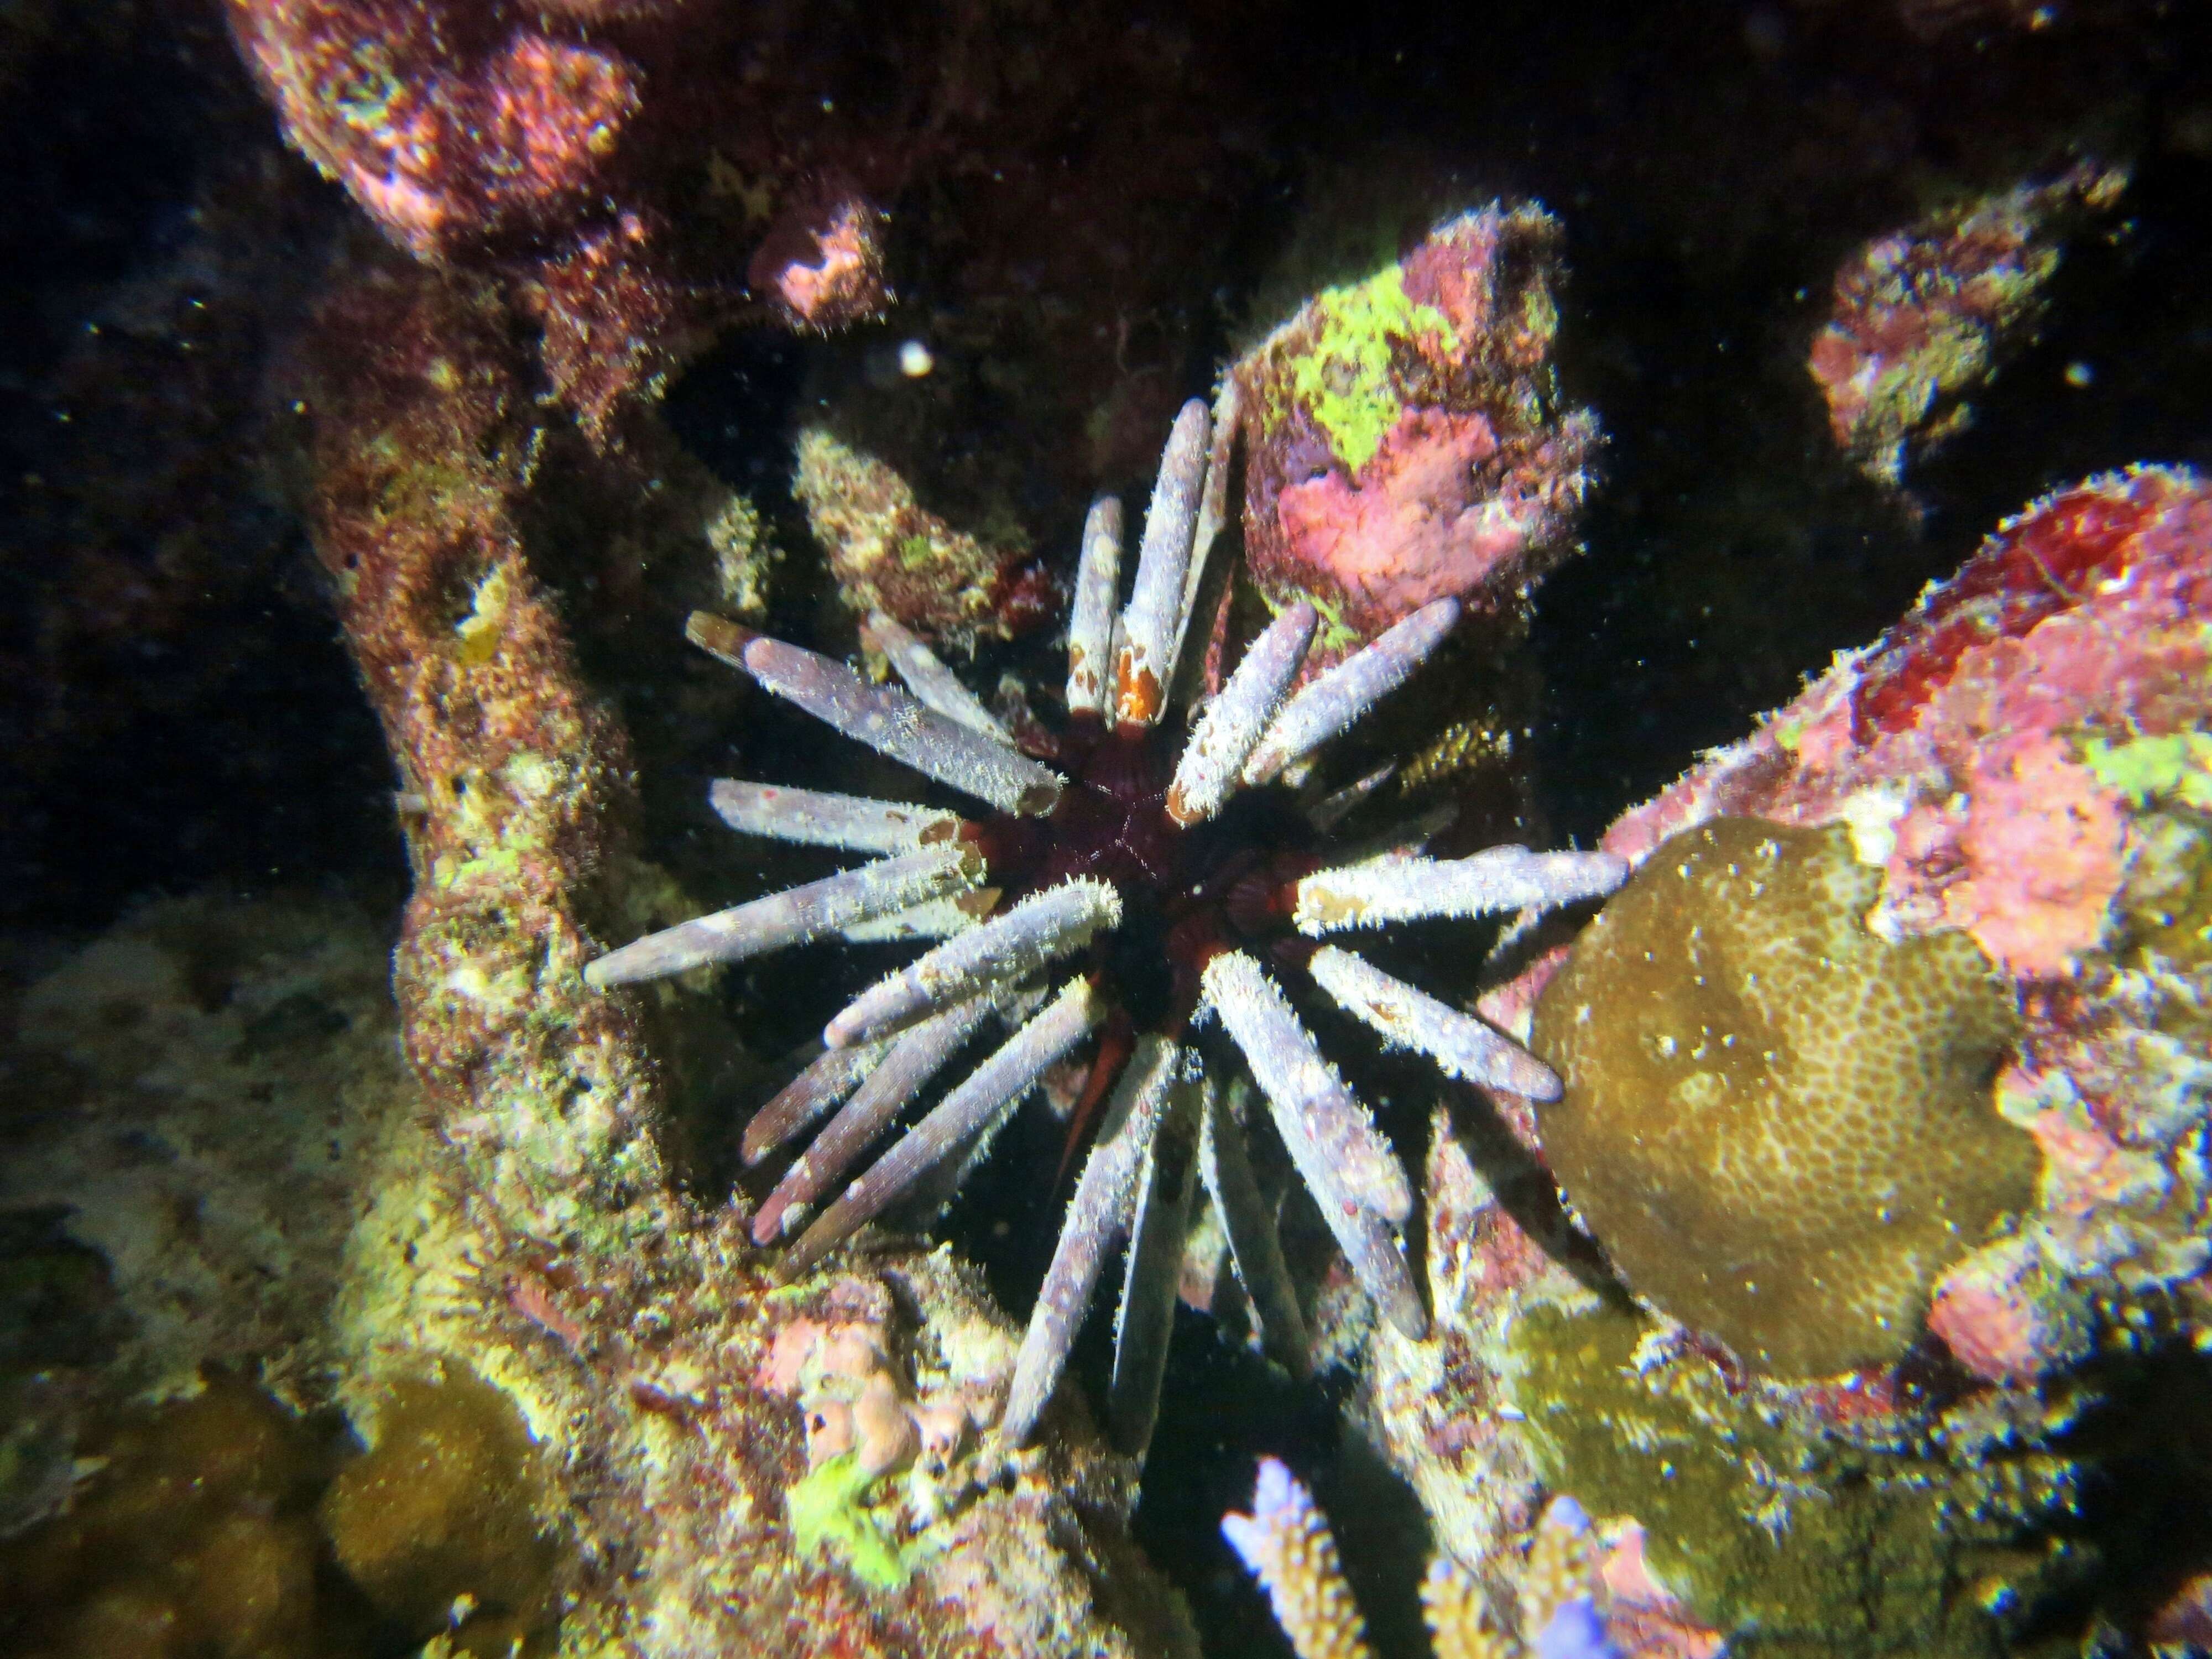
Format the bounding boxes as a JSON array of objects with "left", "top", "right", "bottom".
[
  {"left": 1282, "top": 265, "right": 1458, "bottom": 475},
  {"left": 2080, "top": 728, "right": 2212, "bottom": 815},
  {"left": 1532, "top": 817, "right": 2040, "bottom": 1376},
  {"left": 1509, "top": 1302, "right": 2087, "bottom": 1656},
  {"left": 787, "top": 1451, "right": 912, "bottom": 1592}
]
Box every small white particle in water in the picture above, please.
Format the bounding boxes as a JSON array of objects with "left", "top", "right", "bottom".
[{"left": 899, "top": 340, "right": 935, "bottom": 378}]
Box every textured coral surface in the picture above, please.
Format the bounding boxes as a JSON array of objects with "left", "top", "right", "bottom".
[
  {"left": 1552, "top": 468, "right": 2212, "bottom": 1391},
  {"left": 1532, "top": 816, "right": 2039, "bottom": 1376},
  {"left": 1362, "top": 467, "right": 2212, "bottom": 1658}
]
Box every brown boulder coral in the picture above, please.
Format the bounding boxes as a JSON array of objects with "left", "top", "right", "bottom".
[{"left": 1530, "top": 816, "right": 2041, "bottom": 1377}]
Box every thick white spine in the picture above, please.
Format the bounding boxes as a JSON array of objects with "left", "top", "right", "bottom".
[
  {"left": 1321, "top": 1197, "right": 1428, "bottom": 1339},
  {"left": 1113, "top": 399, "right": 1211, "bottom": 728},
  {"left": 1306, "top": 945, "right": 1561, "bottom": 1099},
  {"left": 1065, "top": 494, "right": 1123, "bottom": 719},
  {"left": 862, "top": 612, "right": 1013, "bottom": 742},
  {"left": 708, "top": 779, "right": 958, "bottom": 854},
  {"left": 750, "top": 992, "right": 997, "bottom": 1245},
  {"left": 742, "top": 1039, "right": 890, "bottom": 1166},
  {"left": 1108, "top": 1074, "right": 1202, "bottom": 1455},
  {"left": 782, "top": 979, "right": 1100, "bottom": 1274},
  {"left": 1292, "top": 846, "right": 1629, "bottom": 935},
  {"left": 1198, "top": 955, "right": 1430, "bottom": 1335},
  {"left": 1003, "top": 1037, "right": 1181, "bottom": 1445},
  {"left": 1241, "top": 597, "right": 1462, "bottom": 786},
  {"left": 1166, "top": 601, "right": 1318, "bottom": 826},
  {"left": 823, "top": 878, "right": 1121, "bottom": 1050},
  {"left": 585, "top": 841, "right": 978, "bottom": 988},
  {"left": 689, "top": 613, "right": 1063, "bottom": 816},
  {"left": 1199, "top": 951, "right": 1413, "bottom": 1225}
]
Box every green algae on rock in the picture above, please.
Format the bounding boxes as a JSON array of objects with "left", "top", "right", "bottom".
[
  {"left": 1531, "top": 817, "right": 2041, "bottom": 1377},
  {"left": 1508, "top": 1301, "right": 2089, "bottom": 1657}
]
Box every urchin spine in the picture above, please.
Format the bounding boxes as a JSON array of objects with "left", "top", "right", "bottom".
[
  {"left": 824, "top": 878, "right": 1122, "bottom": 1049},
  {"left": 742, "top": 1039, "right": 893, "bottom": 1166},
  {"left": 752, "top": 992, "right": 1000, "bottom": 1244},
  {"left": 1167, "top": 599, "right": 1318, "bottom": 825},
  {"left": 1201, "top": 1080, "right": 1312, "bottom": 1378},
  {"left": 709, "top": 778, "right": 959, "bottom": 854},
  {"left": 583, "top": 841, "right": 979, "bottom": 987},
  {"left": 1242, "top": 597, "right": 1463, "bottom": 786},
  {"left": 1202, "top": 951, "right": 1427, "bottom": 1338},
  {"left": 1200, "top": 950, "right": 1413, "bottom": 1224},
  {"left": 1307, "top": 945, "right": 1560, "bottom": 1099},
  {"left": 784, "top": 979, "right": 1102, "bottom": 1275},
  {"left": 1065, "top": 495, "right": 1124, "bottom": 719},
  {"left": 1003, "top": 1037, "right": 1182, "bottom": 1445},
  {"left": 862, "top": 611, "right": 1013, "bottom": 742},
  {"left": 1292, "top": 846, "right": 1628, "bottom": 935},
  {"left": 693, "top": 612, "right": 1065, "bottom": 816},
  {"left": 1114, "top": 398, "right": 1211, "bottom": 728},
  {"left": 1109, "top": 1073, "right": 1203, "bottom": 1456}
]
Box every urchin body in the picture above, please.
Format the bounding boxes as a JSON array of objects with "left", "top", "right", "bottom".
[{"left": 589, "top": 400, "right": 1625, "bottom": 1451}]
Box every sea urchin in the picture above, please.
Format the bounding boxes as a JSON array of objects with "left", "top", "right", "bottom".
[{"left": 587, "top": 399, "right": 1624, "bottom": 1452}]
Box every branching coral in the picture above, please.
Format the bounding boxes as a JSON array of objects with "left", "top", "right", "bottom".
[{"left": 1222, "top": 1458, "right": 1623, "bottom": 1659}]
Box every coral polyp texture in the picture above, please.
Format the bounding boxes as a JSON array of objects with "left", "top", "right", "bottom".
[
  {"left": 1806, "top": 160, "right": 2128, "bottom": 487},
  {"left": 1558, "top": 463, "right": 2212, "bottom": 1387},
  {"left": 1228, "top": 204, "right": 1600, "bottom": 661},
  {"left": 1531, "top": 816, "right": 2040, "bottom": 1377},
  {"left": 589, "top": 398, "right": 1626, "bottom": 1452}
]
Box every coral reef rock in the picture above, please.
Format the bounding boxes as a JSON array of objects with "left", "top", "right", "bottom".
[
  {"left": 288, "top": 248, "right": 1182, "bottom": 1656},
  {"left": 3, "top": 893, "right": 416, "bottom": 1403},
  {"left": 1807, "top": 160, "right": 2129, "bottom": 488},
  {"left": 1229, "top": 203, "right": 1600, "bottom": 664},
  {"left": 794, "top": 425, "right": 1048, "bottom": 650}
]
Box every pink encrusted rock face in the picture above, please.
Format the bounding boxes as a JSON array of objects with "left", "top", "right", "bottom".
[
  {"left": 1229, "top": 204, "right": 1600, "bottom": 665},
  {"left": 1514, "top": 464, "right": 2212, "bottom": 1389}
]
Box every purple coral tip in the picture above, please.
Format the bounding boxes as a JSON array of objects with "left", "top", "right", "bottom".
[
  {"left": 1543, "top": 1494, "right": 1593, "bottom": 1535},
  {"left": 1533, "top": 1597, "right": 1619, "bottom": 1659}
]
